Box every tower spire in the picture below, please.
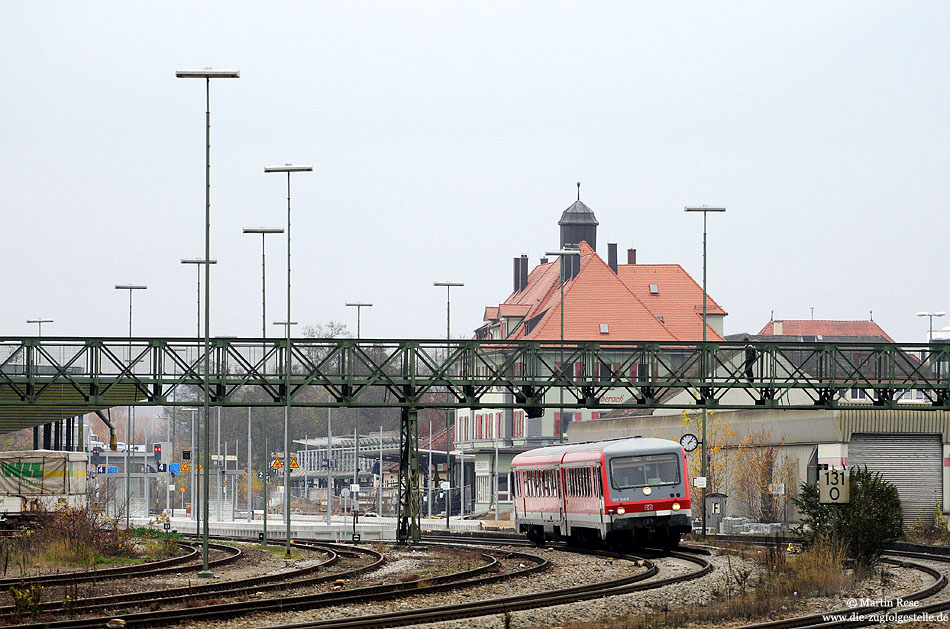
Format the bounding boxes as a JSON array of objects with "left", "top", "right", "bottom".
[{"left": 577, "top": 181, "right": 581, "bottom": 201}]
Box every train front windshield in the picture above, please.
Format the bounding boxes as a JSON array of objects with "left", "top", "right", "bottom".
[{"left": 610, "top": 453, "right": 680, "bottom": 489}]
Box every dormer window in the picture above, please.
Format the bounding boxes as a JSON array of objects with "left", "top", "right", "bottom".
[
  {"left": 600, "top": 323, "right": 609, "bottom": 334},
  {"left": 649, "top": 283, "right": 659, "bottom": 294}
]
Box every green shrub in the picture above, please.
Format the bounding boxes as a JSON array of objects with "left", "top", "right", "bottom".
[
  {"left": 10, "top": 583, "right": 44, "bottom": 620},
  {"left": 794, "top": 466, "right": 902, "bottom": 569}
]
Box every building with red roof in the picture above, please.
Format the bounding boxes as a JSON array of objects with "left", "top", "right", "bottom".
[
  {"left": 756, "top": 319, "right": 895, "bottom": 342},
  {"left": 458, "top": 190, "right": 727, "bottom": 516}
]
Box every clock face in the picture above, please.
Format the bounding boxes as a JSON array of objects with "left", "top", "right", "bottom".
[{"left": 679, "top": 433, "right": 699, "bottom": 452}]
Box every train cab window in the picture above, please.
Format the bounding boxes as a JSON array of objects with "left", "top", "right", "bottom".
[{"left": 610, "top": 453, "right": 680, "bottom": 489}]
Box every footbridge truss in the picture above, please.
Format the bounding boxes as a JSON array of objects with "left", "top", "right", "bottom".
[
  {"left": 3, "top": 336, "right": 949, "bottom": 542},
  {"left": 3, "top": 337, "right": 949, "bottom": 417}
]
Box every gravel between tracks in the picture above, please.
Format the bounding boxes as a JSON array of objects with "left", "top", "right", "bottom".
[{"left": 90, "top": 544, "right": 944, "bottom": 629}]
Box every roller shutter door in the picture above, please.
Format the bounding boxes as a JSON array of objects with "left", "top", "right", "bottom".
[{"left": 848, "top": 433, "right": 941, "bottom": 526}]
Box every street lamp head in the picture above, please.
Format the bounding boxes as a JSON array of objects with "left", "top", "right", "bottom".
[
  {"left": 345, "top": 302, "right": 373, "bottom": 307},
  {"left": 273, "top": 321, "right": 298, "bottom": 326},
  {"left": 26, "top": 318, "right": 53, "bottom": 324},
  {"left": 176, "top": 69, "right": 240, "bottom": 79},
  {"left": 684, "top": 206, "right": 727, "bottom": 213},
  {"left": 180, "top": 258, "right": 218, "bottom": 265},
  {"left": 243, "top": 227, "right": 284, "bottom": 234},
  {"left": 433, "top": 281, "right": 464, "bottom": 287},
  {"left": 115, "top": 284, "right": 147, "bottom": 290},
  {"left": 264, "top": 164, "right": 313, "bottom": 173}
]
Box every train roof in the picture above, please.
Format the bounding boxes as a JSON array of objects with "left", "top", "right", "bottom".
[{"left": 512, "top": 437, "right": 681, "bottom": 466}]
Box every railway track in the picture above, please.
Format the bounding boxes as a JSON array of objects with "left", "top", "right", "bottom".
[
  {"left": 0, "top": 540, "right": 241, "bottom": 588},
  {"left": 733, "top": 548, "right": 950, "bottom": 628},
  {"left": 258, "top": 546, "right": 712, "bottom": 629},
  {"left": 1, "top": 538, "right": 549, "bottom": 628},
  {"left": 0, "top": 540, "right": 340, "bottom": 621},
  {"left": 0, "top": 530, "right": 718, "bottom": 628}
]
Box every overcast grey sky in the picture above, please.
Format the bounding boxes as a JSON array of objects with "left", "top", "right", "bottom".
[{"left": 2, "top": 3, "right": 948, "bottom": 344}]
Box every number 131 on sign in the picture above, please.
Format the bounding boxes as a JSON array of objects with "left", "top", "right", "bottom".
[{"left": 819, "top": 468, "right": 850, "bottom": 504}]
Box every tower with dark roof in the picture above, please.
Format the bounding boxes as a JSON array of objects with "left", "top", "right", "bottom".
[{"left": 558, "top": 182, "right": 599, "bottom": 251}]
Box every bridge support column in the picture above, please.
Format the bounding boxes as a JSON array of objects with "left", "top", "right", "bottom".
[
  {"left": 43, "top": 423, "right": 51, "bottom": 450},
  {"left": 397, "top": 406, "right": 420, "bottom": 544}
]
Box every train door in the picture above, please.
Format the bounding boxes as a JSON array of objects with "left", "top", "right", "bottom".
[
  {"left": 559, "top": 467, "right": 568, "bottom": 534},
  {"left": 595, "top": 465, "right": 606, "bottom": 536}
]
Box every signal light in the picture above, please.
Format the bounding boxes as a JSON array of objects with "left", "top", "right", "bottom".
[{"left": 153, "top": 443, "right": 162, "bottom": 460}]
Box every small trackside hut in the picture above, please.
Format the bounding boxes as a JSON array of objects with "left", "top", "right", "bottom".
[{"left": 511, "top": 437, "right": 691, "bottom": 549}]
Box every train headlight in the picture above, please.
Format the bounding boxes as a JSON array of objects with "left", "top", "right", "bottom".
[
  {"left": 617, "top": 506, "right": 626, "bottom": 515},
  {"left": 672, "top": 502, "right": 681, "bottom": 511},
  {"left": 642, "top": 487, "right": 652, "bottom": 495}
]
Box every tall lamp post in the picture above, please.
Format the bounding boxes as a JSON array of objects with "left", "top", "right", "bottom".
[
  {"left": 273, "top": 317, "right": 298, "bottom": 556},
  {"left": 176, "top": 67, "right": 239, "bottom": 578},
  {"left": 917, "top": 311, "right": 946, "bottom": 343},
  {"left": 265, "top": 163, "right": 313, "bottom": 558},
  {"left": 684, "top": 205, "right": 726, "bottom": 539},
  {"left": 434, "top": 281, "right": 463, "bottom": 527},
  {"left": 545, "top": 250, "right": 580, "bottom": 445},
  {"left": 243, "top": 227, "right": 284, "bottom": 531},
  {"left": 115, "top": 284, "right": 147, "bottom": 529},
  {"left": 345, "top": 301, "right": 372, "bottom": 511},
  {"left": 26, "top": 317, "right": 53, "bottom": 336}
]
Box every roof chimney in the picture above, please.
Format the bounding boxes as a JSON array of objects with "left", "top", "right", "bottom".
[
  {"left": 608, "top": 243, "right": 618, "bottom": 274},
  {"left": 520, "top": 255, "right": 529, "bottom": 292},
  {"left": 513, "top": 257, "right": 521, "bottom": 293},
  {"left": 540, "top": 256, "right": 548, "bottom": 265},
  {"left": 627, "top": 248, "right": 637, "bottom": 265}
]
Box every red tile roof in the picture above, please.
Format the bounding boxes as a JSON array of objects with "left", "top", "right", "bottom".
[
  {"left": 617, "top": 264, "right": 726, "bottom": 340},
  {"left": 499, "top": 304, "right": 532, "bottom": 317},
  {"left": 758, "top": 320, "right": 895, "bottom": 342},
  {"left": 482, "top": 241, "right": 724, "bottom": 342}
]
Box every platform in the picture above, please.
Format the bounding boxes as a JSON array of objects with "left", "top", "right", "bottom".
[{"left": 133, "top": 512, "right": 483, "bottom": 541}]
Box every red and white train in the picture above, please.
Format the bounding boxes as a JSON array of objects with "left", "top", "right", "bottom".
[{"left": 511, "top": 437, "right": 691, "bottom": 549}]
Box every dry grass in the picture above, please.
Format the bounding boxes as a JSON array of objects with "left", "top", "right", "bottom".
[{"left": 566, "top": 539, "right": 852, "bottom": 628}]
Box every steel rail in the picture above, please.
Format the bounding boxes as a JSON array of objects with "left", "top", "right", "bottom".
[
  {"left": 736, "top": 552, "right": 948, "bottom": 628},
  {"left": 0, "top": 541, "right": 222, "bottom": 588},
  {"left": 259, "top": 548, "right": 710, "bottom": 629},
  {"left": 0, "top": 540, "right": 339, "bottom": 621},
  {"left": 694, "top": 537, "right": 950, "bottom": 629},
  {"left": 7, "top": 540, "right": 545, "bottom": 628}
]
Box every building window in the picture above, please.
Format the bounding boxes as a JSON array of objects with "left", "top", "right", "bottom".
[
  {"left": 476, "top": 474, "right": 491, "bottom": 504},
  {"left": 498, "top": 474, "right": 510, "bottom": 502}
]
